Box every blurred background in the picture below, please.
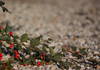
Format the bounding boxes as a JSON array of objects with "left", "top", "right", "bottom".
[{"left": 0, "top": 0, "right": 100, "bottom": 47}]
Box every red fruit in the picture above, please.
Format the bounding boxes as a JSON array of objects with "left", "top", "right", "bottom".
[
  {"left": 37, "top": 61, "right": 42, "bottom": 66},
  {"left": 9, "top": 32, "right": 13, "bottom": 36},
  {"left": 0, "top": 26, "right": 3, "bottom": 30},
  {"left": 46, "top": 62, "right": 49, "bottom": 65},
  {"left": 0, "top": 40, "right": 2, "bottom": 42},
  {"left": 14, "top": 50, "right": 20, "bottom": 59},
  {"left": 40, "top": 53, "right": 45, "bottom": 60},
  {"left": 0, "top": 53, "right": 3, "bottom": 60},
  {"left": 40, "top": 55, "right": 44, "bottom": 60},
  {"left": 9, "top": 43, "right": 14, "bottom": 48},
  {"left": 21, "top": 64, "right": 28, "bottom": 66}
]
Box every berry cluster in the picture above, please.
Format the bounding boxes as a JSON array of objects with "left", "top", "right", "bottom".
[{"left": 0, "top": 25, "right": 64, "bottom": 70}]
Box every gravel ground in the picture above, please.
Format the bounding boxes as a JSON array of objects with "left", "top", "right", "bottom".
[{"left": 0, "top": 0, "right": 100, "bottom": 70}]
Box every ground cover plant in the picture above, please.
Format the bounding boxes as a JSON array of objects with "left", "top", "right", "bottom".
[
  {"left": 0, "top": 24, "right": 64, "bottom": 70},
  {"left": 0, "top": 22, "right": 99, "bottom": 70},
  {"left": 0, "top": 0, "right": 100, "bottom": 70}
]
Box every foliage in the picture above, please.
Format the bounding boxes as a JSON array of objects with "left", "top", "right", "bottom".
[
  {"left": 0, "top": 1, "right": 100, "bottom": 70},
  {"left": 0, "top": 25, "right": 65, "bottom": 70},
  {"left": 0, "top": 0, "right": 10, "bottom": 13}
]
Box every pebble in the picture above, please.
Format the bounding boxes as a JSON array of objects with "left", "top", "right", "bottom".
[{"left": 1, "top": 0, "right": 100, "bottom": 70}]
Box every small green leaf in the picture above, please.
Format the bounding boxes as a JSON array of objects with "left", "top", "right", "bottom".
[
  {"left": 52, "top": 53, "right": 62, "bottom": 62},
  {"left": 3, "top": 35, "right": 11, "bottom": 42},
  {"left": 0, "top": 29, "right": 5, "bottom": 34},
  {"left": 49, "top": 47, "right": 55, "bottom": 56},
  {"left": 0, "top": 61, "right": 2, "bottom": 65},
  {"left": 30, "top": 35, "right": 42, "bottom": 46},
  {"left": 79, "top": 48, "right": 87, "bottom": 55},
  {"left": 0, "top": 1, "right": 5, "bottom": 6},
  {"left": 14, "top": 44, "right": 22, "bottom": 50},
  {"left": 5, "top": 24, "right": 12, "bottom": 32},
  {"left": 21, "top": 33, "right": 29, "bottom": 42},
  {"left": 42, "top": 46, "right": 48, "bottom": 53},
  {"left": 0, "top": 36, "right": 2, "bottom": 40},
  {"left": 71, "top": 46, "right": 77, "bottom": 51},
  {"left": 6, "top": 61, "right": 13, "bottom": 69}
]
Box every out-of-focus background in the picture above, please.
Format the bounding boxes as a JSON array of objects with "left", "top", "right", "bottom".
[{"left": 0, "top": 0, "right": 100, "bottom": 48}]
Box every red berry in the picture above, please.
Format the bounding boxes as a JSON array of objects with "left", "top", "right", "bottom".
[
  {"left": 14, "top": 50, "right": 20, "bottom": 59},
  {"left": 40, "top": 53, "right": 45, "bottom": 60},
  {"left": 40, "top": 55, "right": 44, "bottom": 60},
  {"left": 46, "top": 62, "right": 49, "bottom": 65},
  {"left": 0, "top": 26, "right": 3, "bottom": 30},
  {"left": 9, "top": 32, "right": 13, "bottom": 36},
  {"left": 37, "top": 61, "right": 42, "bottom": 66},
  {"left": 21, "top": 64, "right": 28, "bottom": 66},
  {"left": 0, "top": 40, "right": 2, "bottom": 42},
  {"left": 9, "top": 43, "right": 14, "bottom": 48},
  {"left": 0, "top": 53, "right": 3, "bottom": 60}
]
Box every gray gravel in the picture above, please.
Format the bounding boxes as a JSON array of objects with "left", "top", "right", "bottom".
[{"left": 0, "top": 0, "right": 100, "bottom": 70}]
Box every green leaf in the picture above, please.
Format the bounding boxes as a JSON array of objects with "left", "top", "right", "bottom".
[
  {"left": 71, "top": 45, "right": 77, "bottom": 51},
  {"left": 0, "top": 36, "right": 2, "bottom": 40},
  {"left": 6, "top": 61, "right": 13, "bottom": 69},
  {"left": 42, "top": 44, "right": 49, "bottom": 53},
  {"left": 3, "top": 35, "right": 11, "bottom": 42},
  {"left": 42, "top": 46, "right": 48, "bottom": 53},
  {"left": 14, "top": 44, "right": 22, "bottom": 50},
  {"left": 52, "top": 53, "right": 62, "bottom": 62},
  {"left": 0, "top": 1, "right": 5, "bottom": 6},
  {"left": 13, "top": 35, "right": 19, "bottom": 43},
  {"left": 49, "top": 47, "right": 55, "bottom": 56},
  {"left": 79, "top": 48, "right": 87, "bottom": 55},
  {"left": 25, "top": 48, "right": 31, "bottom": 54},
  {"left": 13, "top": 35, "right": 19, "bottom": 40},
  {"left": 0, "top": 61, "right": 2, "bottom": 65},
  {"left": 21, "top": 33, "right": 29, "bottom": 42},
  {"left": 30, "top": 35, "right": 42, "bottom": 46},
  {"left": 0, "top": 29, "right": 5, "bottom": 34},
  {"left": 5, "top": 24, "right": 12, "bottom": 32}
]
